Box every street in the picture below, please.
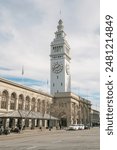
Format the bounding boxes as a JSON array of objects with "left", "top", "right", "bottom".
[{"left": 0, "top": 127, "right": 100, "bottom": 150}]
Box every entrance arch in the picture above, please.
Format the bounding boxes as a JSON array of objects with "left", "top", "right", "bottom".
[{"left": 59, "top": 112, "right": 67, "bottom": 127}]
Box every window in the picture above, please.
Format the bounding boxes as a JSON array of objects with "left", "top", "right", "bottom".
[
  {"left": 37, "top": 99, "right": 41, "bottom": 112},
  {"left": 53, "top": 83, "right": 55, "bottom": 87},
  {"left": 57, "top": 34, "right": 61, "bottom": 38},
  {"left": 18, "top": 94, "right": 23, "bottom": 110},
  {"left": 10, "top": 93, "right": 16, "bottom": 110},
  {"left": 42, "top": 100, "right": 45, "bottom": 115},
  {"left": 57, "top": 76, "right": 59, "bottom": 79},
  {"left": 46, "top": 102, "right": 50, "bottom": 114},
  {"left": 1, "top": 90, "right": 8, "bottom": 109},
  {"left": 31, "top": 98, "right": 35, "bottom": 111},
  {"left": 61, "top": 82, "right": 63, "bottom": 86},
  {"left": 25, "top": 96, "right": 30, "bottom": 111}
]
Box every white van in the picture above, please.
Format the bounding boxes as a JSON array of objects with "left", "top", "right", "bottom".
[
  {"left": 77, "top": 124, "right": 85, "bottom": 130},
  {"left": 67, "top": 124, "right": 79, "bottom": 130}
]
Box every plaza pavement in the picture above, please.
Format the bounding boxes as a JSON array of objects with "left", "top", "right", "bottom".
[{"left": 0, "top": 127, "right": 100, "bottom": 150}]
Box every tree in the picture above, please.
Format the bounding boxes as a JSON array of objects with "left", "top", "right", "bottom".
[{"left": 50, "top": 101, "right": 71, "bottom": 127}]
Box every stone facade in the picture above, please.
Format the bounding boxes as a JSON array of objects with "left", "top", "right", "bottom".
[
  {"left": 91, "top": 109, "right": 100, "bottom": 126},
  {"left": 52, "top": 92, "right": 91, "bottom": 127},
  {"left": 0, "top": 78, "right": 55, "bottom": 129},
  {"left": 0, "top": 77, "right": 91, "bottom": 129}
]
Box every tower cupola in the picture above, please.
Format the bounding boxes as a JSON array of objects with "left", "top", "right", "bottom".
[{"left": 57, "top": 19, "right": 64, "bottom": 31}]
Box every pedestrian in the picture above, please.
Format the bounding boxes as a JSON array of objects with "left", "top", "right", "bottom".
[
  {"left": 59, "top": 123, "right": 62, "bottom": 130},
  {"left": 39, "top": 126, "right": 42, "bottom": 131}
]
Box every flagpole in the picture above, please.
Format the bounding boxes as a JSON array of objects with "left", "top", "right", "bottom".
[
  {"left": 47, "top": 79, "right": 48, "bottom": 93},
  {"left": 22, "top": 66, "right": 24, "bottom": 85}
]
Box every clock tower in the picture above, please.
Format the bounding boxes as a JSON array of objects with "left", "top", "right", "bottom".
[{"left": 50, "top": 19, "right": 71, "bottom": 95}]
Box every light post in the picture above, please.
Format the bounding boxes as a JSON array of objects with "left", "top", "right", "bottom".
[{"left": 49, "top": 103, "right": 52, "bottom": 131}]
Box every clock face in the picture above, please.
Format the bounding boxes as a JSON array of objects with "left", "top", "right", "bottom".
[
  {"left": 66, "top": 64, "right": 70, "bottom": 75},
  {"left": 52, "top": 62, "right": 63, "bottom": 74}
]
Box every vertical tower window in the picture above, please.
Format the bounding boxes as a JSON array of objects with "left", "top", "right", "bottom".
[
  {"left": 53, "top": 83, "right": 55, "bottom": 87},
  {"left": 57, "top": 76, "right": 59, "bottom": 79},
  {"left": 61, "top": 82, "right": 63, "bottom": 86}
]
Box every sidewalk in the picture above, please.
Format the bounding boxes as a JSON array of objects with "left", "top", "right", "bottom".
[{"left": 0, "top": 127, "right": 60, "bottom": 140}]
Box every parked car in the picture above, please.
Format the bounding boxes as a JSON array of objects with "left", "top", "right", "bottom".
[
  {"left": 77, "top": 124, "right": 85, "bottom": 130},
  {"left": 67, "top": 124, "right": 79, "bottom": 131},
  {"left": 67, "top": 124, "right": 85, "bottom": 131}
]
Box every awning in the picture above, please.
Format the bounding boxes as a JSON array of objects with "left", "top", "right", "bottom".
[{"left": 0, "top": 110, "right": 58, "bottom": 120}]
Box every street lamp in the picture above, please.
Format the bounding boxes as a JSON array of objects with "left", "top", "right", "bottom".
[{"left": 49, "top": 103, "right": 52, "bottom": 131}]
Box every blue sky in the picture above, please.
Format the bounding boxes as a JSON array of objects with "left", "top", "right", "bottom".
[{"left": 0, "top": 0, "right": 100, "bottom": 110}]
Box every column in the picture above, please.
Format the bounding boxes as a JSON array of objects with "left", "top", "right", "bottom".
[
  {"left": 35, "top": 99, "right": 37, "bottom": 112},
  {"left": 7, "top": 96, "right": 10, "bottom": 111},
  {"left": 29, "top": 119, "right": 32, "bottom": 128},
  {"left": 29, "top": 99, "right": 31, "bottom": 111},
  {"left": 23, "top": 97, "right": 25, "bottom": 110},
  {"left": 55, "top": 120, "right": 59, "bottom": 128},
  {"left": 14, "top": 118, "right": 18, "bottom": 127},
  {"left": 45, "top": 120, "right": 48, "bottom": 128},
  {"left": 5, "top": 118, "right": 10, "bottom": 128},
  {"left": 22, "top": 119, "right": 25, "bottom": 127},
  {"left": 15, "top": 98, "right": 18, "bottom": 110},
  {"left": 35, "top": 119, "right": 37, "bottom": 127}
]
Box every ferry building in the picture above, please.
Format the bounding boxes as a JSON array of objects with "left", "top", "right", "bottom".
[{"left": 0, "top": 20, "right": 91, "bottom": 129}]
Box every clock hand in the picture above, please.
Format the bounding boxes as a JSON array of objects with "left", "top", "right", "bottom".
[{"left": 53, "top": 64, "right": 60, "bottom": 71}]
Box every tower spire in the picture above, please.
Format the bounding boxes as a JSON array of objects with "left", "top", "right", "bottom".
[
  {"left": 59, "top": 10, "right": 61, "bottom": 19},
  {"left": 57, "top": 19, "right": 64, "bottom": 31}
]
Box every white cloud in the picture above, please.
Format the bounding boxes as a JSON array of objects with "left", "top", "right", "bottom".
[{"left": 0, "top": 0, "right": 100, "bottom": 108}]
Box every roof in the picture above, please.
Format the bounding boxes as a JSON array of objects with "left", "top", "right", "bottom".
[{"left": 0, "top": 110, "right": 58, "bottom": 120}]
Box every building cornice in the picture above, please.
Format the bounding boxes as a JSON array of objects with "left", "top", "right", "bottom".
[
  {"left": 54, "top": 92, "right": 91, "bottom": 106},
  {"left": 0, "top": 77, "right": 53, "bottom": 98}
]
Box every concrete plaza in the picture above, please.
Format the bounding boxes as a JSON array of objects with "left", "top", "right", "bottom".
[{"left": 0, "top": 127, "right": 100, "bottom": 150}]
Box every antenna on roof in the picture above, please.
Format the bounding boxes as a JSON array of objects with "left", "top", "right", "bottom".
[
  {"left": 59, "top": 10, "right": 62, "bottom": 19},
  {"left": 60, "top": 10, "right": 61, "bottom": 17},
  {"left": 21, "top": 65, "right": 24, "bottom": 85}
]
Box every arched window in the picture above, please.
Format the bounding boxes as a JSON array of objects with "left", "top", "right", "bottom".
[
  {"left": 10, "top": 92, "right": 17, "bottom": 110},
  {"left": 42, "top": 100, "right": 45, "bottom": 115},
  {"left": 1, "top": 90, "right": 8, "bottom": 109},
  {"left": 31, "top": 98, "right": 35, "bottom": 111},
  {"left": 37, "top": 99, "right": 41, "bottom": 112},
  {"left": 18, "top": 94, "right": 24, "bottom": 110},
  {"left": 25, "top": 96, "right": 30, "bottom": 111},
  {"left": 46, "top": 101, "right": 50, "bottom": 114}
]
